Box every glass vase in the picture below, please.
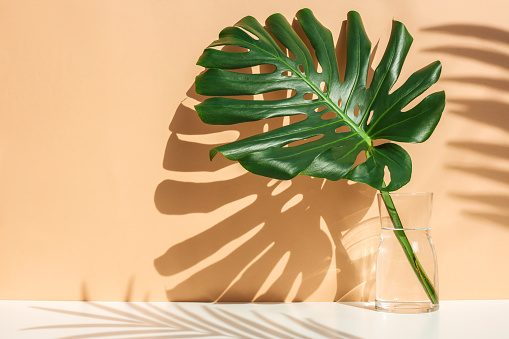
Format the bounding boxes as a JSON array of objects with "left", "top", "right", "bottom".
[{"left": 375, "top": 192, "right": 439, "bottom": 313}]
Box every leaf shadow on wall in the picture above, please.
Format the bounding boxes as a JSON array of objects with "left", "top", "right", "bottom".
[
  {"left": 153, "top": 21, "right": 380, "bottom": 302},
  {"left": 423, "top": 24, "right": 509, "bottom": 226},
  {"left": 153, "top": 85, "right": 377, "bottom": 302}
]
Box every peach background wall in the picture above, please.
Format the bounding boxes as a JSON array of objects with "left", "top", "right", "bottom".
[{"left": 0, "top": 0, "right": 508, "bottom": 301}]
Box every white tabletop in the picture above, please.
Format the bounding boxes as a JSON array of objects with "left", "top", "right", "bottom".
[{"left": 0, "top": 300, "right": 507, "bottom": 339}]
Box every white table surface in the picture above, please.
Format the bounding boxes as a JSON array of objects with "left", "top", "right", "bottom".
[{"left": 0, "top": 300, "right": 507, "bottom": 339}]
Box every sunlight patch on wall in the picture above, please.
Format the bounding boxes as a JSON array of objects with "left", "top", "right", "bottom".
[
  {"left": 217, "top": 241, "right": 275, "bottom": 300},
  {"left": 271, "top": 180, "right": 292, "bottom": 196},
  {"left": 252, "top": 251, "right": 290, "bottom": 300},
  {"left": 162, "top": 163, "right": 246, "bottom": 183},
  {"left": 285, "top": 272, "right": 303, "bottom": 302},
  {"left": 281, "top": 194, "right": 304, "bottom": 213},
  {"left": 176, "top": 131, "right": 240, "bottom": 145}
]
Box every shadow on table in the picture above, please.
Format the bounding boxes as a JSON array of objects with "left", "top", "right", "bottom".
[{"left": 26, "top": 303, "right": 366, "bottom": 339}]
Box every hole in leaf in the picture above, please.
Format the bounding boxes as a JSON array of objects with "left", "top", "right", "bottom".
[
  {"left": 335, "top": 126, "right": 351, "bottom": 133},
  {"left": 372, "top": 139, "right": 387, "bottom": 147},
  {"left": 224, "top": 67, "right": 253, "bottom": 75},
  {"left": 384, "top": 166, "right": 391, "bottom": 187},
  {"left": 367, "top": 110, "right": 374, "bottom": 125},
  {"left": 219, "top": 45, "right": 250, "bottom": 53},
  {"left": 257, "top": 64, "right": 277, "bottom": 74},
  {"left": 287, "top": 49, "right": 296, "bottom": 60},
  {"left": 314, "top": 106, "right": 327, "bottom": 113},
  {"left": 208, "top": 45, "right": 225, "bottom": 51},
  {"left": 286, "top": 135, "right": 323, "bottom": 147},
  {"left": 299, "top": 64, "right": 305, "bottom": 73},
  {"left": 320, "top": 81, "right": 327, "bottom": 92},
  {"left": 316, "top": 62, "right": 323, "bottom": 73},
  {"left": 281, "top": 71, "right": 293, "bottom": 76},
  {"left": 236, "top": 26, "right": 260, "bottom": 40},
  {"left": 353, "top": 106, "right": 360, "bottom": 117},
  {"left": 227, "top": 64, "right": 276, "bottom": 75},
  {"left": 263, "top": 89, "right": 296, "bottom": 101},
  {"left": 338, "top": 99, "right": 343, "bottom": 109},
  {"left": 353, "top": 151, "right": 367, "bottom": 167},
  {"left": 303, "top": 93, "right": 318, "bottom": 100},
  {"left": 321, "top": 111, "right": 337, "bottom": 120},
  {"left": 290, "top": 114, "right": 307, "bottom": 123}
]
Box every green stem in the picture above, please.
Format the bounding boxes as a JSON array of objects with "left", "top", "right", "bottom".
[{"left": 380, "top": 191, "right": 438, "bottom": 304}]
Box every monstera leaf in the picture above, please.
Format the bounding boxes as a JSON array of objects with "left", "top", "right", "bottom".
[{"left": 195, "top": 9, "right": 445, "bottom": 192}]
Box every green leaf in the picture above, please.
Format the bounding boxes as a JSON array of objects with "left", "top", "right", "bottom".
[
  {"left": 346, "top": 143, "right": 412, "bottom": 191},
  {"left": 195, "top": 8, "right": 445, "bottom": 191}
]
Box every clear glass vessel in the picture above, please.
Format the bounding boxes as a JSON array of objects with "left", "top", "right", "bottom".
[{"left": 375, "top": 192, "right": 439, "bottom": 313}]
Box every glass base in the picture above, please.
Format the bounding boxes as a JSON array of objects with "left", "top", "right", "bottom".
[{"left": 375, "top": 300, "right": 439, "bottom": 314}]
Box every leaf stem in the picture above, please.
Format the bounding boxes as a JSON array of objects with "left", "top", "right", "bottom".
[{"left": 379, "top": 191, "right": 438, "bottom": 304}]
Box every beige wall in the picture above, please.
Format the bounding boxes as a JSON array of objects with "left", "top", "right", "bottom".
[{"left": 0, "top": 0, "right": 508, "bottom": 301}]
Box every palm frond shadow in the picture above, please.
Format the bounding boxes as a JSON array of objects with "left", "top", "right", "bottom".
[
  {"left": 426, "top": 47, "right": 509, "bottom": 71},
  {"left": 423, "top": 24, "right": 509, "bottom": 45},
  {"left": 440, "top": 77, "right": 509, "bottom": 92},
  {"left": 423, "top": 23, "right": 509, "bottom": 227},
  {"left": 154, "top": 19, "right": 380, "bottom": 303},
  {"left": 447, "top": 99, "right": 509, "bottom": 132},
  {"left": 26, "top": 303, "right": 366, "bottom": 339},
  {"left": 447, "top": 141, "right": 509, "bottom": 226},
  {"left": 450, "top": 193, "right": 509, "bottom": 226}
]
